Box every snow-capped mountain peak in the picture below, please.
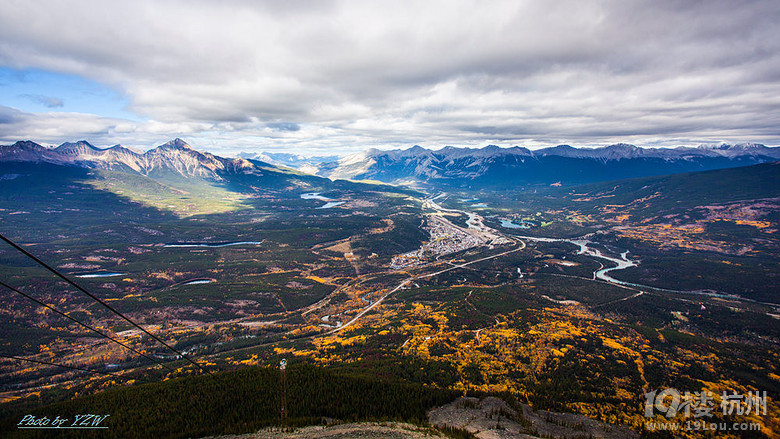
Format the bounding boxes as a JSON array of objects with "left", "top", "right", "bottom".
[{"left": 158, "top": 138, "right": 194, "bottom": 151}]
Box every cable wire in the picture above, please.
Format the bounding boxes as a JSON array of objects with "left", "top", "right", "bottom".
[
  {"left": 0, "top": 233, "right": 212, "bottom": 376},
  {"left": 0, "top": 279, "right": 174, "bottom": 372},
  {"left": 0, "top": 354, "right": 146, "bottom": 381}
]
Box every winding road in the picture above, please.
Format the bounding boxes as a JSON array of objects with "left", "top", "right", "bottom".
[{"left": 332, "top": 241, "right": 525, "bottom": 333}]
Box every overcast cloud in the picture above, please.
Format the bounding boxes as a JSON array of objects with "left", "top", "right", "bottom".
[{"left": 0, "top": 0, "right": 778, "bottom": 155}]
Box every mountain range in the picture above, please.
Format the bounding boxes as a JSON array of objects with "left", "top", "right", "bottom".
[
  {"left": 2, "top": 139, "right": 779, "bottom": 188},
  {"left": 0, "top": 138, "right": 256, "bottom": 181},
  {"left": 310, "top": 143, "right": 780, "bottom": 187}
]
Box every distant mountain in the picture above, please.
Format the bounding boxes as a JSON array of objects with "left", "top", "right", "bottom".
[
  {"left": 1, "top": 138, "right": 255, "bottom": 180},
  {"left": 313, "top": 143, "right": 780, "bottom": 188},
  {"left": 237, "top": 151, "right": 340, "bottom": 174},
  {"left": 4, "top": 139, "right": 779, "bottom": 189}
]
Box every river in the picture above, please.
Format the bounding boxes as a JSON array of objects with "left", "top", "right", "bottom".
[{"left": 515, "top": 235, "right": 639, "bottom": 284}]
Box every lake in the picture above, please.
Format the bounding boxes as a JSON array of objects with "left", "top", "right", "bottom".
[
  {"left": 300, "top": 192, "right": 332, "bottom": 201},
  {"left": 500, "top": 219, "right": 532, "bottom": 229},
  {"left": 74, "top": 272, "right": 126, "bottom": 278},
  {"left": 163, "top": 241, "right": 263, "bottom": 248}
]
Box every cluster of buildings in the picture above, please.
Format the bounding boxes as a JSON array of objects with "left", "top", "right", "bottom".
[{"left": 390, "top": 215, "right": 485, "bottom": 269}]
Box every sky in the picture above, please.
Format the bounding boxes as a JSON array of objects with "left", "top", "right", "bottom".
[{"left": 0, "top": 0, "right": 779, "bottom": 156}]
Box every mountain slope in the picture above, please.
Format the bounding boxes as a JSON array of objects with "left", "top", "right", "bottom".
[
  {"left": 561, "top": 160, "right": 780, "bottom": 211},
  {"left": 0, "top": 139, "right": 354, "bottom": 218}
]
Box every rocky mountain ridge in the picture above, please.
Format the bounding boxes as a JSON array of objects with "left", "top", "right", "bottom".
[{"left": 0, "top": 138, "right": 255, "bottom": 180}]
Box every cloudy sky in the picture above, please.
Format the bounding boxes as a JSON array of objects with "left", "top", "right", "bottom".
[{"left": 1, "top": 0, "right": 778, "bottom": 156}]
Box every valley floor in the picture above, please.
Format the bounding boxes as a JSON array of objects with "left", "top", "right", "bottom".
[{"left": 1, "top": 164, "right": 779, "bottom": 438}]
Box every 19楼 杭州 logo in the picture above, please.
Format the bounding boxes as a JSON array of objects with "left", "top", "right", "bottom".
[{"left": 644, "top": 389, "right": 766, "bottom": 418}]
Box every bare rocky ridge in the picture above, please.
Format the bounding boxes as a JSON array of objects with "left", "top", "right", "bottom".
[
  {"left": 202, "top": 422, "right": 450, "bottom": 439},
  {"left": 428, "top": 397, "right": 638, "bottom": 439},
  {"left": 204, "top": 397, "right": 639, "bottom": 439}
]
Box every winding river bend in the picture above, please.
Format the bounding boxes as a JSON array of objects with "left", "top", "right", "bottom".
[
  {"left": 516, "top": 235, "right": 641, "bottom": 285},
  {"left": 516, "top": 234, "right": 739, "bottom": 297},
  {"left": 570, "top": 240, "right": 637, "bottom": 284}
]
